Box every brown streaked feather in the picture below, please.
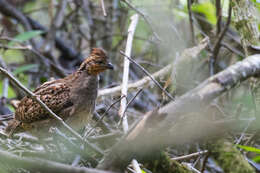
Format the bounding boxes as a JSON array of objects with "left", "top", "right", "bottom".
[{"left": 15, "top": 81, "right": 71, "bottom": 123}]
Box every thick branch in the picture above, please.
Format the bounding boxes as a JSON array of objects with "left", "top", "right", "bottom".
[
  {"left": 0, "top": 149, "right": 115, "bottom": 173},
  {"left": 98, "top": 54, "right": 260, "bottom": 170}
]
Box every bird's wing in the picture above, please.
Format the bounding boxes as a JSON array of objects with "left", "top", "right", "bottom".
[{"left": 15, "top": 81, "right": 73, "bottom": 123}]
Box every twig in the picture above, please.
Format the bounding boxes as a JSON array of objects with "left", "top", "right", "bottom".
[
  {"left": 216, "top": 0, "right": 222, "bottom": 35},
  {"left": 85, "top": 96, "right": 125, "bottom": 137},
  {"left": 119, "top": 89, "right": 143, "bottom": 127},
  {"left": 100, "top": 0, "right": 107, "bottom": 16},
  {"left": 120, "top": 14, "right": 139, "bottom": 133},
  {"left": 187, "top": 0, "right": 195, "bottom": 45},
  {"left": 209, "top": 0, "right": 232, "bottom": 75},
  {"left": 200, "top": 153, "right": 210, "bottom": 173},
  {"left": 0, "top": 67, "right": 104, "bottom": 156},
  {"left": 172, "top": 150, "right": 208, "bottom": 161},
  {"left": 120, "top": 0, "right": 161, "bottom": 41},
  {"left": 120, "top": 51, "right": 175, "bottom": 101}
]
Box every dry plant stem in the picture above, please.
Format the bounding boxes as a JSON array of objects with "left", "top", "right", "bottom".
[
  {"left": 187, "top": 0, "right": 195, "bottom": 45},
  {"left": 120, "top": 14, "right": 139, "bottom": 133},
  {"left": 100, "top": 0, "right": 107, "bottom": 16},
  {"left": 209, "top": 0, "right": 232, "bottom": 76},
  {"left": 120, "top": 51, "right": 175, "bottom": 101},
  {"left": 119, "top": 88, "right": 143, "bottom": 126},
  {"left": 0, "top": 67, "right": 104, "bottom": 156},
  {"left": 120, "top": 0, "right": 161, "bottom": 41},
  {"left": 172, "top": 150, "right": 208, "bottom": 161},
  {"left": 0, "top": 149, "right": 115, "bottom": 173}
]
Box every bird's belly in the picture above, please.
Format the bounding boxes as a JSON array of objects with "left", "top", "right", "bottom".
[{"left": 66, "top": 109, "right": 93, "bottom": 131}]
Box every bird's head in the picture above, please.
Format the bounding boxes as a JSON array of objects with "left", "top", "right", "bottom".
[{"left": 79, "top": 48, "right": 114, "bottom": 75}]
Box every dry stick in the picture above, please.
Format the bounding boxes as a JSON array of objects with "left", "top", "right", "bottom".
[
  {"left": 120, "top": 51, "right": 175, "bottom": 101},
  {"left": 120, "top": 14, "right": 139, "bottom": 133},
  {"left": 100, "top": 0, "right": 107, "bottom": 16},
  {"left": 0, "top": 67, "right": 104, "bottom": 156},
  {"left": 187, "top": 0, "right": 195, "bottom": 45},
  {"left": 172, "top": 150, "right": 208, "bottom": 161},
  {"left": 119, "top": 88, "right": 143, "bottom": 127},
  {"left": 120, "top": 0, "right": 161, "bottom": 41},
  {"left": 85, "top": 96, "right": 125, "bottom": 137},
  {"left": 209, "top": 0, "right": 232, "bottom": 76}
]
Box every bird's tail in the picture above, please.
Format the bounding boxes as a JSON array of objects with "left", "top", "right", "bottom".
[{"left": 4, "top": 119, "right": 21, "bottom": 137}]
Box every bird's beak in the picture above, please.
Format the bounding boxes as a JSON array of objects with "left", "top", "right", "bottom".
[{"left": 106, "top": 63, "right": 114, "bottom": 70}]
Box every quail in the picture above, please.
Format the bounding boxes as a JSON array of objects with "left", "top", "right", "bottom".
[{"left": 5, "top": 48, "right": 113, "bottom": 136}]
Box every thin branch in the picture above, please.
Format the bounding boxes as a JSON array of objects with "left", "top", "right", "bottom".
[
  {"left": 119, "top": 51, "right": 175, "bottom": 101},
  {"left": 187, "top": 0, "right": 195, "bottom": 45},
  {"left": 216, "top": 0, "right": 222, "bottom": 35},
  {"left": 120, "top": 14, "right": 139, "bottom": 133},
  {"left": 209, "top": 0, "right": 232, "bottom": 75},
  {"left": 0, "top": 67, "right": 104, "bottom": 156},
  {"left": 119, "top": 89, "right": 143, "bottom": 126},
  {"left": 172, "top": 150, "right": 208, "bottom": 161}
]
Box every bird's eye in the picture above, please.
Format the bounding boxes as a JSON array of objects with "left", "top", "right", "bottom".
[{"left": 97, "top": 60, "right": 103, "bottom": 64}]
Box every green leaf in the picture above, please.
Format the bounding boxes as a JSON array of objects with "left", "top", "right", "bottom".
[
  {"left": 253, "top": 155, "right": 260, "bottom": 162},
  {"left": 8, "top": 30, "right": 44, "bottom": 46},
  {"left": 141, "top": 169, "right": 147, "bottom": 173},
  {"left": 13, "top": 64, "right": 38, "bottom": 75},
  {"left": 192, "top": 1, "right": 217, "bottom": 25},
  {"left": 237, "top": 145, "right": 260, "bottom": 154}
]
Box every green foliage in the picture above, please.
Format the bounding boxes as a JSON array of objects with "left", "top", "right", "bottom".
[
  {"left": 237, "top": 144, "right": 260, "bottom": 163},
  {"left": 237, "top": 145, "right": 260, "bottom": 154},
  {"left": 13, "top": 64, "right": 38, "bottom": 75},
  {"left": 8, "top": 30, "right": 44, "bottom": 46},
  {"left": 192, "top": 1, "right": 217, "bottom": 25}
]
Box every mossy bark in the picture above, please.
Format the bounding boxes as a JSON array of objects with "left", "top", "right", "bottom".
[
  {"left": 232, "top": 0, "right": 260, "bottom": 56},
  {"left": 209, "top": 139, "right": 255, "bottom": 173},
  {"left": 144, "top": 152, "right": 192, "bottom": 173}
]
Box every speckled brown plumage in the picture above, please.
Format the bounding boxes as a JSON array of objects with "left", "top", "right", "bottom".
[{"left": 5, "top": 48, "right": 113, "bottom": 136}]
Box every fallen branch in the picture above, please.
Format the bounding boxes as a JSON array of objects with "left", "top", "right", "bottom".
[
  {"left": 97, "top": 54, "right": 260, "bottom": 170},
  {"left": 0, "top": 149, "right": 115, "bottom": 173}
]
